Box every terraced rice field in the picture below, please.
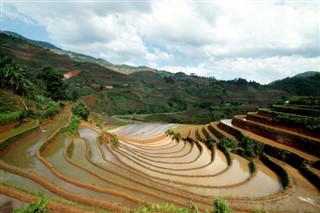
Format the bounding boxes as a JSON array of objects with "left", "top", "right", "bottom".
[{"left": 1, "top": 107, "right": 320, "bottom": 212}]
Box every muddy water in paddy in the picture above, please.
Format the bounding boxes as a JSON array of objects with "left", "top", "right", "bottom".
[
  {"left": 123, "top": 139, "right": 185, "bottom": 156},
  {"left": 109, "top": 123, "right": 284, "bottom": 198},
  {"left": 77, "top": 127, "right": 196, "bottom": 204},
  {"left": 120, "top": 141, "right": 196, "bottom": 163},
  {"left": 0, "top": 112, "right": 137, "bottom": 208},
  {"left": 1, "top": 170, "right": 55, "bottom": 197},
  {"left": 117, "top": 142, "right": 213, "bottom": 171},
  {"left": 178, "top": 160, "right": 283, "bottom": 197},
  {"left": 111, "top": 144, "right": 250, "bottom": 185},
  {"left": 43, "top": 134, "right": 145, "bottom": 206},
  {"left": 1, "top": 110, "right": 70, "bottom": 170},
  {"left": 121, "top": 137, "right": 178, "bottom": 151},
  {"left": 111, "top": 123, "right": 177, "bottom": 140}
]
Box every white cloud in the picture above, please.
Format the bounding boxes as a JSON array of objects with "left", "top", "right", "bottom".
[{"left": 2, "top": 1, "right": 319, "bottom": 83}]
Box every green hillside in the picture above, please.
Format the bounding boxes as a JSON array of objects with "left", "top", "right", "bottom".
[
  {"left": 269, "top": 71, "right": 320, "bottom": 96},
  {"left": 1, "top": 32, "right": 319, "bottom": 124}
]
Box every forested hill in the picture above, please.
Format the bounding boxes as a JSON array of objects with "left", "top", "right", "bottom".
[{"left": 269, "top": 71, "right": 320, "bottom": 96}]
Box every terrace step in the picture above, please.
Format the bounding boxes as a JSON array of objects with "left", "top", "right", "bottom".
[
  {"left": 202, "top": 124, "right": 219, "bottom": 142},
  {"left": 233, "top": 115, "right": 320, "bottom": 157},
  {"left": 196, "top": 126, "right": 207, "bottom": 141},
  {"left": 208, "top": 122, "right": 237, "bottom": 141},
  {"left": 120, "top": 141, "right": 197, "bottom": 164},
  {"left": 246, "top": 112, "right": 273, "bottom": 124},
  {"left": 110, "top": 143, "right": 249, "bottom": 187},
  {"left": 222, "top": 118, "right": 319, "bottom": 162},
  {"left": 116, "top": 142, "right": 208, "bottom": 171},
  {"left": 0, "top": 119, "right": 38, "bottom": 143}
]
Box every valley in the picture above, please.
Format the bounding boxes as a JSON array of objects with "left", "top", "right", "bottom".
[{"left": 1, "top": 32, "right": 319, "bottom": 212}]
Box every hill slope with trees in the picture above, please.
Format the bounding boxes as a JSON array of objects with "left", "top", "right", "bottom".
[{"left": 1, "top": 32, "right": 319, "bottom": 124}]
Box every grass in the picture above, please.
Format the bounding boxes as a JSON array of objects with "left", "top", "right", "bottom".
[
  {"left": 0, "top": 119, "right": 38, "bottom": 141},
  {"left": 0, "top": 111, "right": 26, "bottom": 124},
  {"left": 13, "top": 197, "right": 50, "bottom": 213},
  {"left": 134, "top": 202, "right": 197, "bottom": 213},
  {"left": 62, "top": 114, "right": 80, "bottom": 135},
  {"left": 1, "top": 182, "right": 107, "bottom": 212}
]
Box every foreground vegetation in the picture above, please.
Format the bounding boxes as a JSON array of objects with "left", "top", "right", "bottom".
[{"left": 0, "top": 55, "right": 90, "bottom": 125}]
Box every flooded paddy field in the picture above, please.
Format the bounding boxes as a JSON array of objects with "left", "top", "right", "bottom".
[{"left": 1, "top": 114, "right": 319, "bottom": 212}]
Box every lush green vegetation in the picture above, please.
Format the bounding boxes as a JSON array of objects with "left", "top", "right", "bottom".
[
  {"left": 0, "top": 110, "right": 26, "bottom": 125},
  {"left": 13, "top": 197, "right": 49, "bottom": 213},
  {"left": 37, "top": 66, "right": 67, "bottom": 101},
  {"left": 272, "top": 105, "right": 320, "bottom": 117},
  {"left": 260, "top": 108, "right": 320, "bottom": 134},
  {"left": 237, "top": 136, "right": 265, "bottom": 158},
  {"left": 165, "top": 129, "right": 174, "bottom": 136},
  {"left": 173, "top": 132, "right": 182, "bottom": 141},
  {"left": 288, "top": 96, "right": 320, "bottom": 106},
  {"left": 110, "top": 133, "right": 120, "bottom": 147},
  {"left": 0, "top": 55, "right": 32, "bottom": 96},
  {"left": 217, "top": 138, "right": 233, "bottom": 166},
  {"left": 271, "top": 73, "right": 320, "bottom": 96},
  {"left": 260, "top": 154, "right": 290, "bottom": 190},
  {"left": 71, "top": 101, "right": 90, "bottom": 121},
  {"left": 0, "top": 56, "right": 71, "bottom": 124},
  {"left": 134, "top": 203, "right": 194, "bottom": 213},
  {"left": 213, "top": 196, "right": 232, "bottom": 213},
  {"left": 219, "top": 137, "right": 237, "bottom": 149},
  {"left": 62, "top": 114, "right": 80, "bottom": 135},
  {"left": 249, "top": 160, "right": 256, "bottom": 174}
]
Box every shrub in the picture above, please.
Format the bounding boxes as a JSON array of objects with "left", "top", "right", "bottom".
[
  {"left": 63, "top": 114, "right": 80, "bottom": 135},
  {"left": 238, "top": 136, "right": 264, "bottom": 158},
  {"left": 173, "top": 133, "right": 182, "bottom": 141},
  {"left": 219, "top": 137, "right": 237, "bottom": 149},
  {"left": 110, "top": 133, "right": 120, "bottom": 147},
  {"left": 165, "top": 129, "right": 174, "bottom": 136},
  {"left": 217, "top": 143, "right": 232, "bottom": 165},
  {"left": 249, "top": 160, "right": 256, "bottom": 175},
  {"left": 208, "top": 139, "right": 216, "bottom": 149},
  {"left": 213, "top": 196, "right": 232, "bottom": 213},
  {"left": 44, "top": 101, "right": 59, "bottom": 118},
  {"left": 72, "top": 101, "right": 90, "bottom": 121}
]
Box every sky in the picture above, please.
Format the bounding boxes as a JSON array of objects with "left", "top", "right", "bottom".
[{"left": 1, "top": 0, "right": 319, "bottom": 84}]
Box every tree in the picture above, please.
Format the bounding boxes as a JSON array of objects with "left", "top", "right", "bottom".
[
  {"left": 72, "top": 101, "right": 90, "bottom": 121},
  {"left": 37, "top": 66, "right": 66, "bottom": 101},
  {"left": 0, "top": 55, "right": 33, "bottom": 96},
  {"left": 71, "top": 90, "right": 79, "bottom": 101}
]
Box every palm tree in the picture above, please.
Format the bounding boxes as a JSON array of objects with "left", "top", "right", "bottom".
[{"left": 0, "top": 55, "right": 32, "bottom": 110}]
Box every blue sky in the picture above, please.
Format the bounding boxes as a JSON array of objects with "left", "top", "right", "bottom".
[{"left": 1, "top": 0, "right": 319, "bottom": 84}]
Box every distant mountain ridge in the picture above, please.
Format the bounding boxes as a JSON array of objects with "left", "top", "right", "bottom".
[
  {"left": 2, "top": 31, "right": 61, "bottom": 50},
  {"left": 292, "top": 71, "right": 320, "bottom": 78},
  {"left": 269, "top": 71, "right": 320, "bottom": 85},
  {"left": 1, "top": 31, "right": 163, "bottom": 76}
]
